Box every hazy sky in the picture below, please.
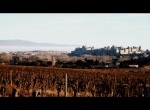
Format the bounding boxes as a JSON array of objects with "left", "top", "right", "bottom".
[{"left": 0, "top": 13, "right": 150, "bottom": 50}]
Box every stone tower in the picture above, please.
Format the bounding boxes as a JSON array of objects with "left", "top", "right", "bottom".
[
  {"left": 128, "top": 46, "right": 131, "bottom": 54},
  {"left": 139, "top": 46, "right": 141, "bottom": 51}
]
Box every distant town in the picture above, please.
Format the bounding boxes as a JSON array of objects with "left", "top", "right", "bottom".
[{"left": 0, "top": 45, "right": 150, "bottom": 69}]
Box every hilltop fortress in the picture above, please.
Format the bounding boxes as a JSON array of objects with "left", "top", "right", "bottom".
[{"left": 68, "top": 45, "right": 144, "bottom": 56}]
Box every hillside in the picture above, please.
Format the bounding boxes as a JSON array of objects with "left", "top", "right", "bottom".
[{"left": 0, "top": 40, "right": 80, "bottom": 47}]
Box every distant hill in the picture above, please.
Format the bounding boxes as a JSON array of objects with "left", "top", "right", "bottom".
[{"left": 0, "top": 40, "right": 81, "bottom": 47}]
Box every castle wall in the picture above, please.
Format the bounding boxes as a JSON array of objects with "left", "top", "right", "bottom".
[
  {"left": 120, "top": 49, "right": 129, "bottom": 54},
  {"left": 115, "top": 46, "right": 143, "bottom": 54}
]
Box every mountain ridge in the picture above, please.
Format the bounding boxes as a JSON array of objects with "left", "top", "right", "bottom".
[{"left": 0, "top": 40, "right": 81, "bottom": 47}]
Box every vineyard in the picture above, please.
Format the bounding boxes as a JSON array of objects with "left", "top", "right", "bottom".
[{"left": 0, "top": 65, "right": 150, "bottom": 97}]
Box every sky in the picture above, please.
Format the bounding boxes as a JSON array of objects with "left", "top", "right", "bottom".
[{"left": 0, "top": 13, "right": 150, "bottom": 51}]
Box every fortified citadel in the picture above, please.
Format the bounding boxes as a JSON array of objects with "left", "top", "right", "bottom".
[{"left": 68, "top": 45, "right": 144, "bottom": 56}]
